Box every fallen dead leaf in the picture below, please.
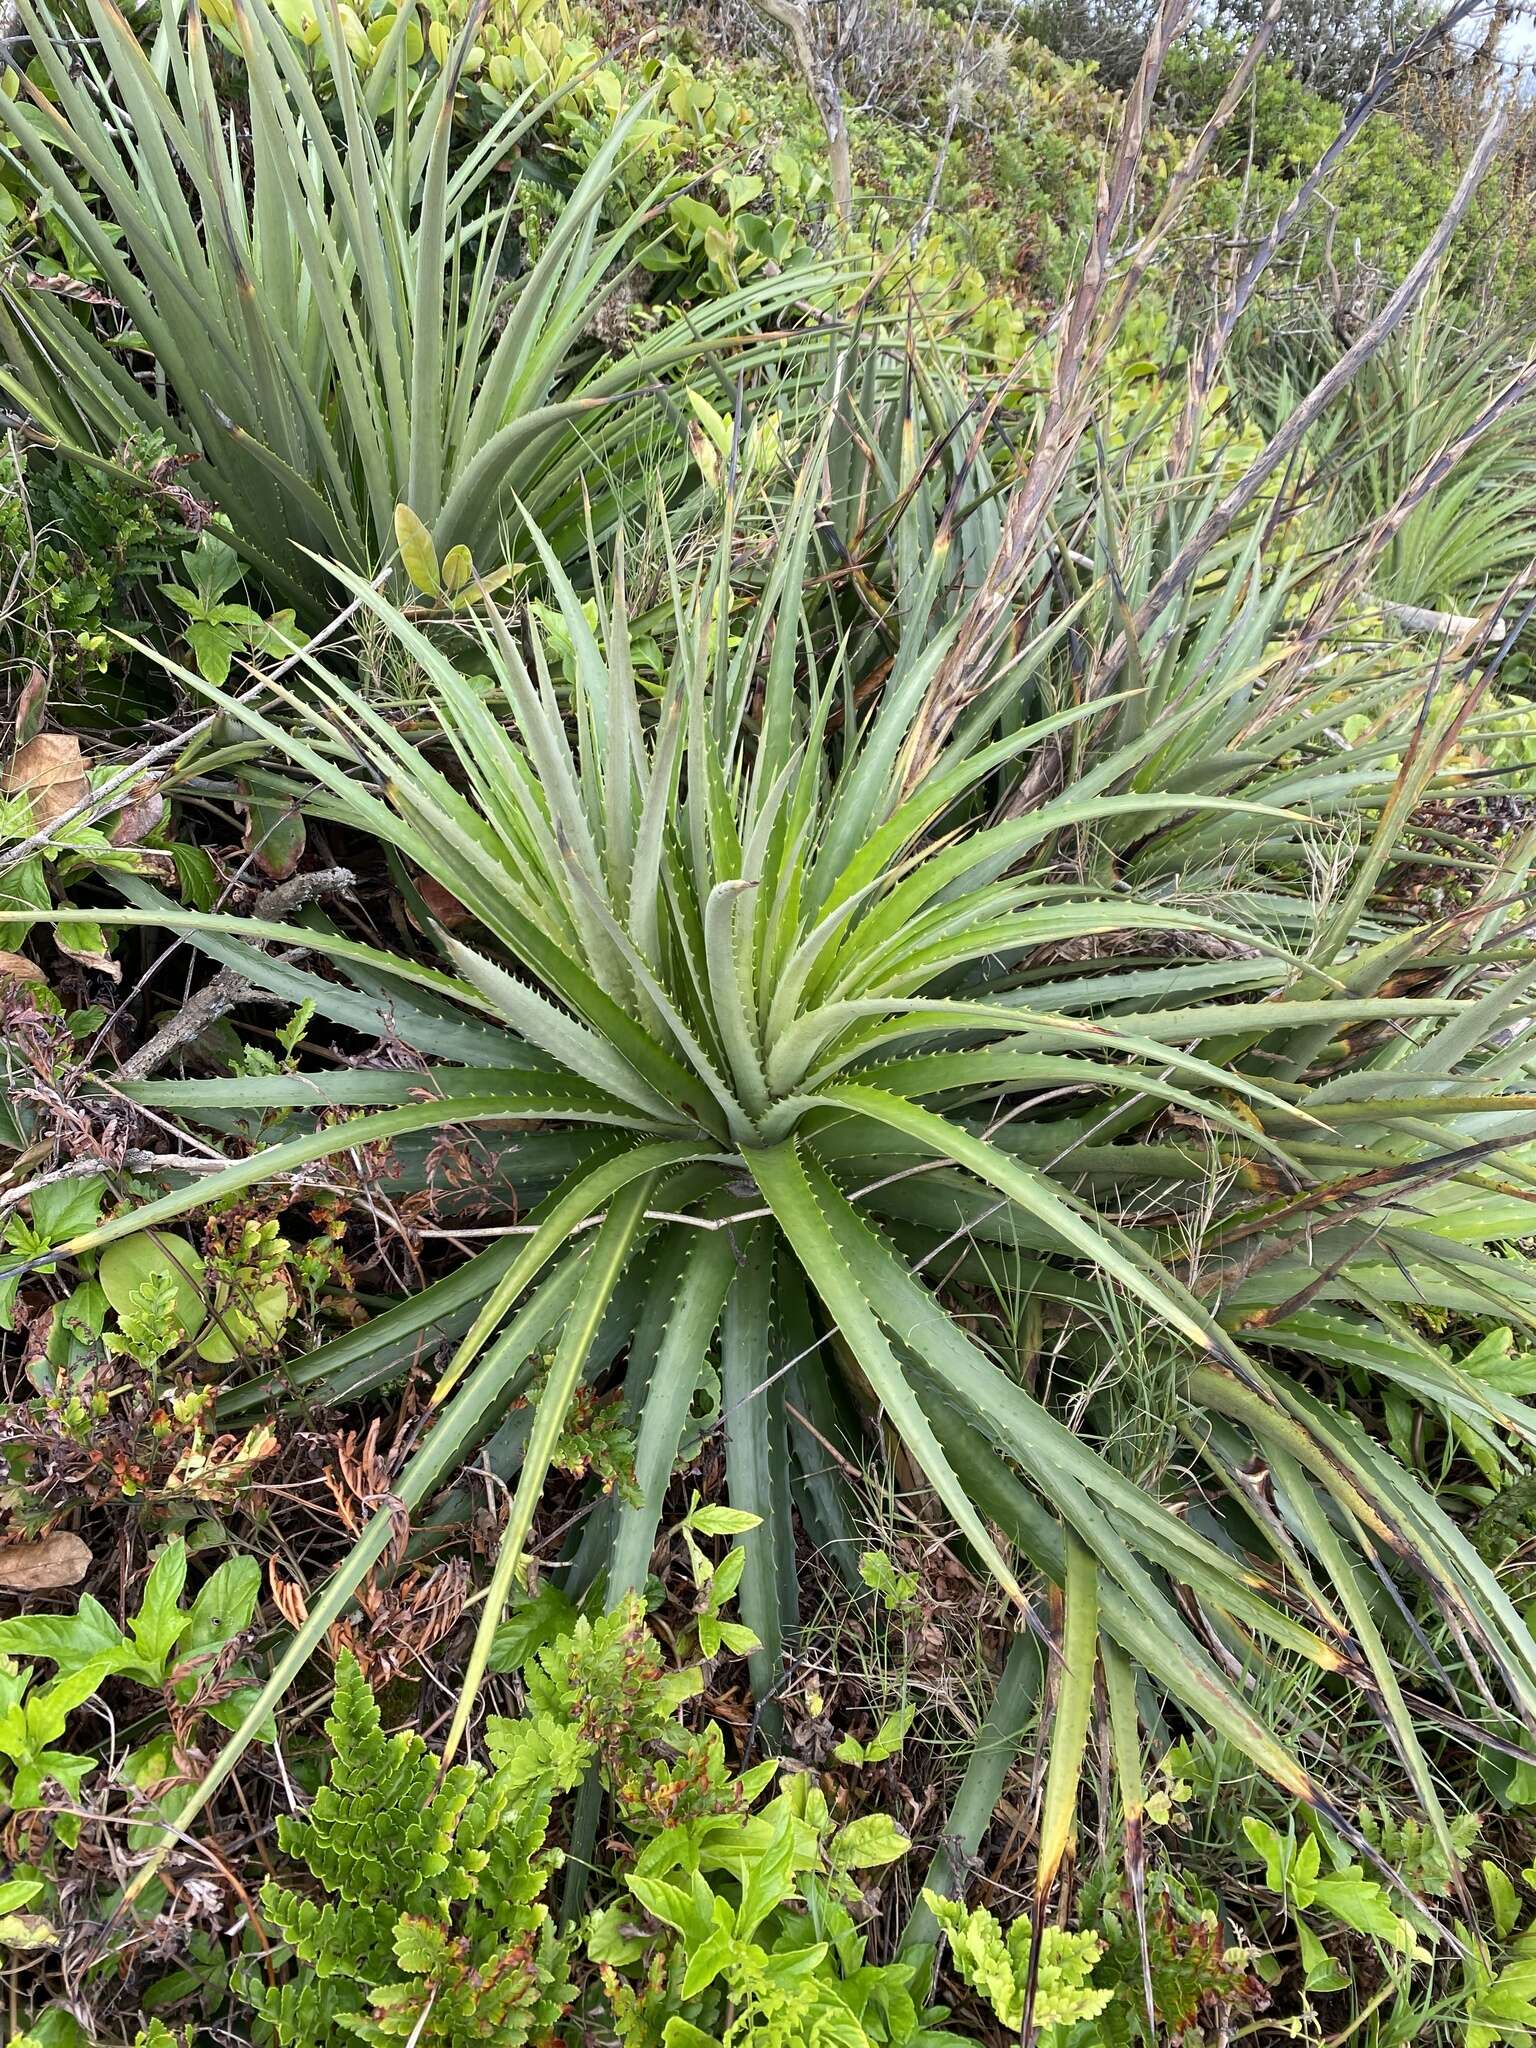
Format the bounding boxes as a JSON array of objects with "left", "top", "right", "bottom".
[
  {"left": 409, "top": 874, "right": 473, "bottom": 931},
  {"left": 15, "top": 668, "right": 48, "bottom": 747},
  {"left": 238, "top": 793, "right": 305, "bottom": 880},
  {"left": 0, "top": 950, "right": 46, "bottom": 984},
  {"left": 0, "top": 1911, "right": 56, "bottom": 1951},
  {"left": 0, "top": 1530, "right": 92, "bottom": 1593},
  {"left": 55, "top": 921, "right": 121, "bottom": 981},
  {"left": 5, "top": 733, "right": 89, "bottom": 831},
  {"left": 107, "top": 776, "right": 165, "bottom": 847},
  {"left": 132, "top": 850, "right": 177, "bottom": 886}
]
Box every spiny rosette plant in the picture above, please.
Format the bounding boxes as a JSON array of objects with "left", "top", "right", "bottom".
[{"left": 21, "top": 415, "right": 1536, "bottom": 1888}]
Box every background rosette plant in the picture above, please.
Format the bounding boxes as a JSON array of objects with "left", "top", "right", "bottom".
[{"left": 0, "top": 0, "right": 846, "bottom": 616}]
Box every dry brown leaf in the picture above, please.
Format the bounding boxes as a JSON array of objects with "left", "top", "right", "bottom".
[
  {"left": 15, "top": 668, "right": 48, "bottom": 747},
  {"left": 0, "top": 1531, "right": 92, "bottom": 1593},
  {"left": 0, "top": 950, "right": 46, "bottom": 984},
  {"left": 119, "top": 849, "right": 177, "bottom": 888},
  {"left": 5, "top": 733, "right": 89, "bottom": 830},
  {"left": 107, "top": 776, "right": 165, "bottom": 848},
  {"left": 409, "top": 874, "right": 472, "bottom": 931},
  {"left": 55, "top": 924, "right": 121, "bottom": 981},
  {"left": 268, "top": 1561, "right": 310, "bottom": 1631}
]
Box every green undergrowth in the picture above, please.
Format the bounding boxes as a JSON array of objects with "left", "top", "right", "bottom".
[{"left": 12, "top": 1555, "right": 1536, "bottom": 2046}]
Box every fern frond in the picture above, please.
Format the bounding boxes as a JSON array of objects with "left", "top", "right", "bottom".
[{"left": 247, "top": 1651, "right": 576, "bottom": 2044}]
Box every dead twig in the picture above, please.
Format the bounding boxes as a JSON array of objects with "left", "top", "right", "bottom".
[
  {"left": 749, "top": 0, "right": 854, "bottom": 223},
  {"left": 115, "top": 866, "right": 357, "bottom": 1082},
  {"left": 1004, "top": 109, "right": 1507, "bottom": 817},
  {"left": 897, "top": 0, "right": 1192, "bottom": 793},
  {"left": 1167, "top": 0, "right": 1490, "bottom": 473}
]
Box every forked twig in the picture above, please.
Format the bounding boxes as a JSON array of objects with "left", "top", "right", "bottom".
[{"left": 899, "top": 0, "right": 1192, "bottom": 790}]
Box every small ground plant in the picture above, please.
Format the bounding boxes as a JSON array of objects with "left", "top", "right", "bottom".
[{"left": 237, "top": 1595, "right": 965, "bottom": 2046}]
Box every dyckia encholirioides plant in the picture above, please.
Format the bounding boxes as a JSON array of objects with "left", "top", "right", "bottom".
[{"left": 23, "top": 430, "right": 1536, "bottom": 1904}]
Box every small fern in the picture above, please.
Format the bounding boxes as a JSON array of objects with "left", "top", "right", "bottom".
[
  {"left": 1357, "top": 1801, "right": 1481, "bottom": 1900},
  {"left": 242, "top": 1652, "right": 588, "bottom": 2043},
  {"left": 923, "top": 1893, "right": 1112, "bottom": 2039},
  {"left": 1474, "top": 1469, "right": 1536, "bottom": 1571}
]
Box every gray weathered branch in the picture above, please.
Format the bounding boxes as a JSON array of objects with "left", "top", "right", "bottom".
[
  {"left": 116, "top": 866, "right": 356, "bottom": 1081},
  {"left": 750, "top": 0, "right": 853, "bottom": 224}
]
